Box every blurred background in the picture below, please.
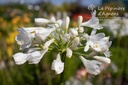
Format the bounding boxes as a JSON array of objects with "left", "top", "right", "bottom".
[{"left": 0, "top": 0, "right": 128, "bottom": 85}]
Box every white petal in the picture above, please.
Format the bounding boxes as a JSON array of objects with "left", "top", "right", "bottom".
[
  {"left": 79, "top": 56, "right": 101, "bottom": 75},
  {"left": 104, "top": 51, "right": 111, "bottom": 57},
  {"left": 84, "top": 42, "right": 89, "bottom": 52},
  {"left": 91, "top": 33, "right": 105, "bottom": 41},
  {"left": 16, "top": 28, "right": 31, "bottom": 50},
  {"left": 107, "top": 41, "right": 112, "bottom": 48},
  {"left": 51, "top": 53, "right": 64, "bottom": 74},
  {"left": 23, "top": 27, "right": 44, "bottom": 32},
  {"left": 35, "top": 28, "right": 54, "bottom": 41},
  {"left": 94, "top": 24, "right": 103, "bottom": 29},
  {"left": 66, "top": 48, "right": 73, "bottom": 58},
  {"left": 93, "top": 56, "right": 111, "bottom": 64},
  {"left": 28, "top": 48, "right": 48, "bottom": 64},
  {"left": 13, "top": 52, "right": 28, "bottom": 65},
  {"left": 23, "top": 27, "right": 45, "bottom": 38},
  {"left": 81, "top": 10, "right": 103, "bottom": 29},
  {"left": 43, "top": 38, "right": 54, "bottom": 49},
  {"left": 81, "top": 15, "right": 99, "bottom": 27}
]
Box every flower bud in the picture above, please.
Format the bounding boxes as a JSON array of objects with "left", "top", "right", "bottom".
[
  {"left": 51, "top": 53, "right": 64, "bottom": 74},
  {"left": 62, "top": 16, "right": 70, "bottom": 30},
  {"left": 35, "top": 18, "right": 51, "bottom": 25},
  {"left": 66, "top": 48, "right": 72, "bottom": 58},
  {"left": 77, "top": 16, "right": 83, "bottom": 28},
  {"left": 65, "top": 16, "right": 70, "bottom": 29},
  {"left": 93, "top": 56, "right": 111, "bottom": 64}
]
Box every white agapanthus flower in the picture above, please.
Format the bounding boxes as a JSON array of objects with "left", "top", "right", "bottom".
[
  {"left": 51, "top": 53, "right": 64, "bottom": 74},
  {"left": 13, "top": 38, "right": 54, "bottom": 64},
  {"left": 80, "top": 56, "right": 101, "bottom": 75},
  {"left": 84, "top": 29, "right": 112, "bottom": 57},
  {"left": 13, "top": 10, "right": 112, "bottom": 76},
  {"left": 81, "top": 10, "right": 103, "bottom": 30}
]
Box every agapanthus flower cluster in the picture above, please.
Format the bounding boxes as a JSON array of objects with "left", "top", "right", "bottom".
[{"left": 13, "top": 10, "right": 112, "bottom": 75}]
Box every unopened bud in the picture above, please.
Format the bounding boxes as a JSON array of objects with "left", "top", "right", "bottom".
[{"left": 66, "top": 48, "right": 72, "bottom": 58}]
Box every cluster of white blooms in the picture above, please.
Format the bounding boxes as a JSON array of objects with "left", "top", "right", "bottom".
[
  {"left": 102, "top": 17, "right": 128, "bottom": 37},
  {"left": 13, "top": 10, "right": 112, "bottom": 75}
]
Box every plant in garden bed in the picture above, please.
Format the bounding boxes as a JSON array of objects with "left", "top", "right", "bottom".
[{"left": 13, "top": 10, "right": 112, "bottom": 84}]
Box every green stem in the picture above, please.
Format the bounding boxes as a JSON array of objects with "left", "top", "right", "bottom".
[
  {"left": 60, "top": 53, "right": 66, "bottom": 85},
  {"left": 73, "top": 52, "right": 87, "bottom": 57}
]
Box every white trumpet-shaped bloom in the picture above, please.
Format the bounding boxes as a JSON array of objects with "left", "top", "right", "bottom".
[
  {"left": 80, "top": 56, "right": 101, "bottom": 75},
  {"left": 13, "top": 48, "right": 48, "bottom": 65},
  {"left": 81, "top": 10, "right": 103, "bottom": 29},
  {"left": 22, "top": 27, "right": 46, "bottom": 38},
  {"left": 51, "top": 53, "right": 64, "bottom": 74},
  {"left": 84, "top": 29, "right": 105, "bottom": 52},
  {"left": 84, "top": 29, "right": 111, "bottom": 55},
  {"left": 13, "top": 38, "right": 54, "bottom": 65}
]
